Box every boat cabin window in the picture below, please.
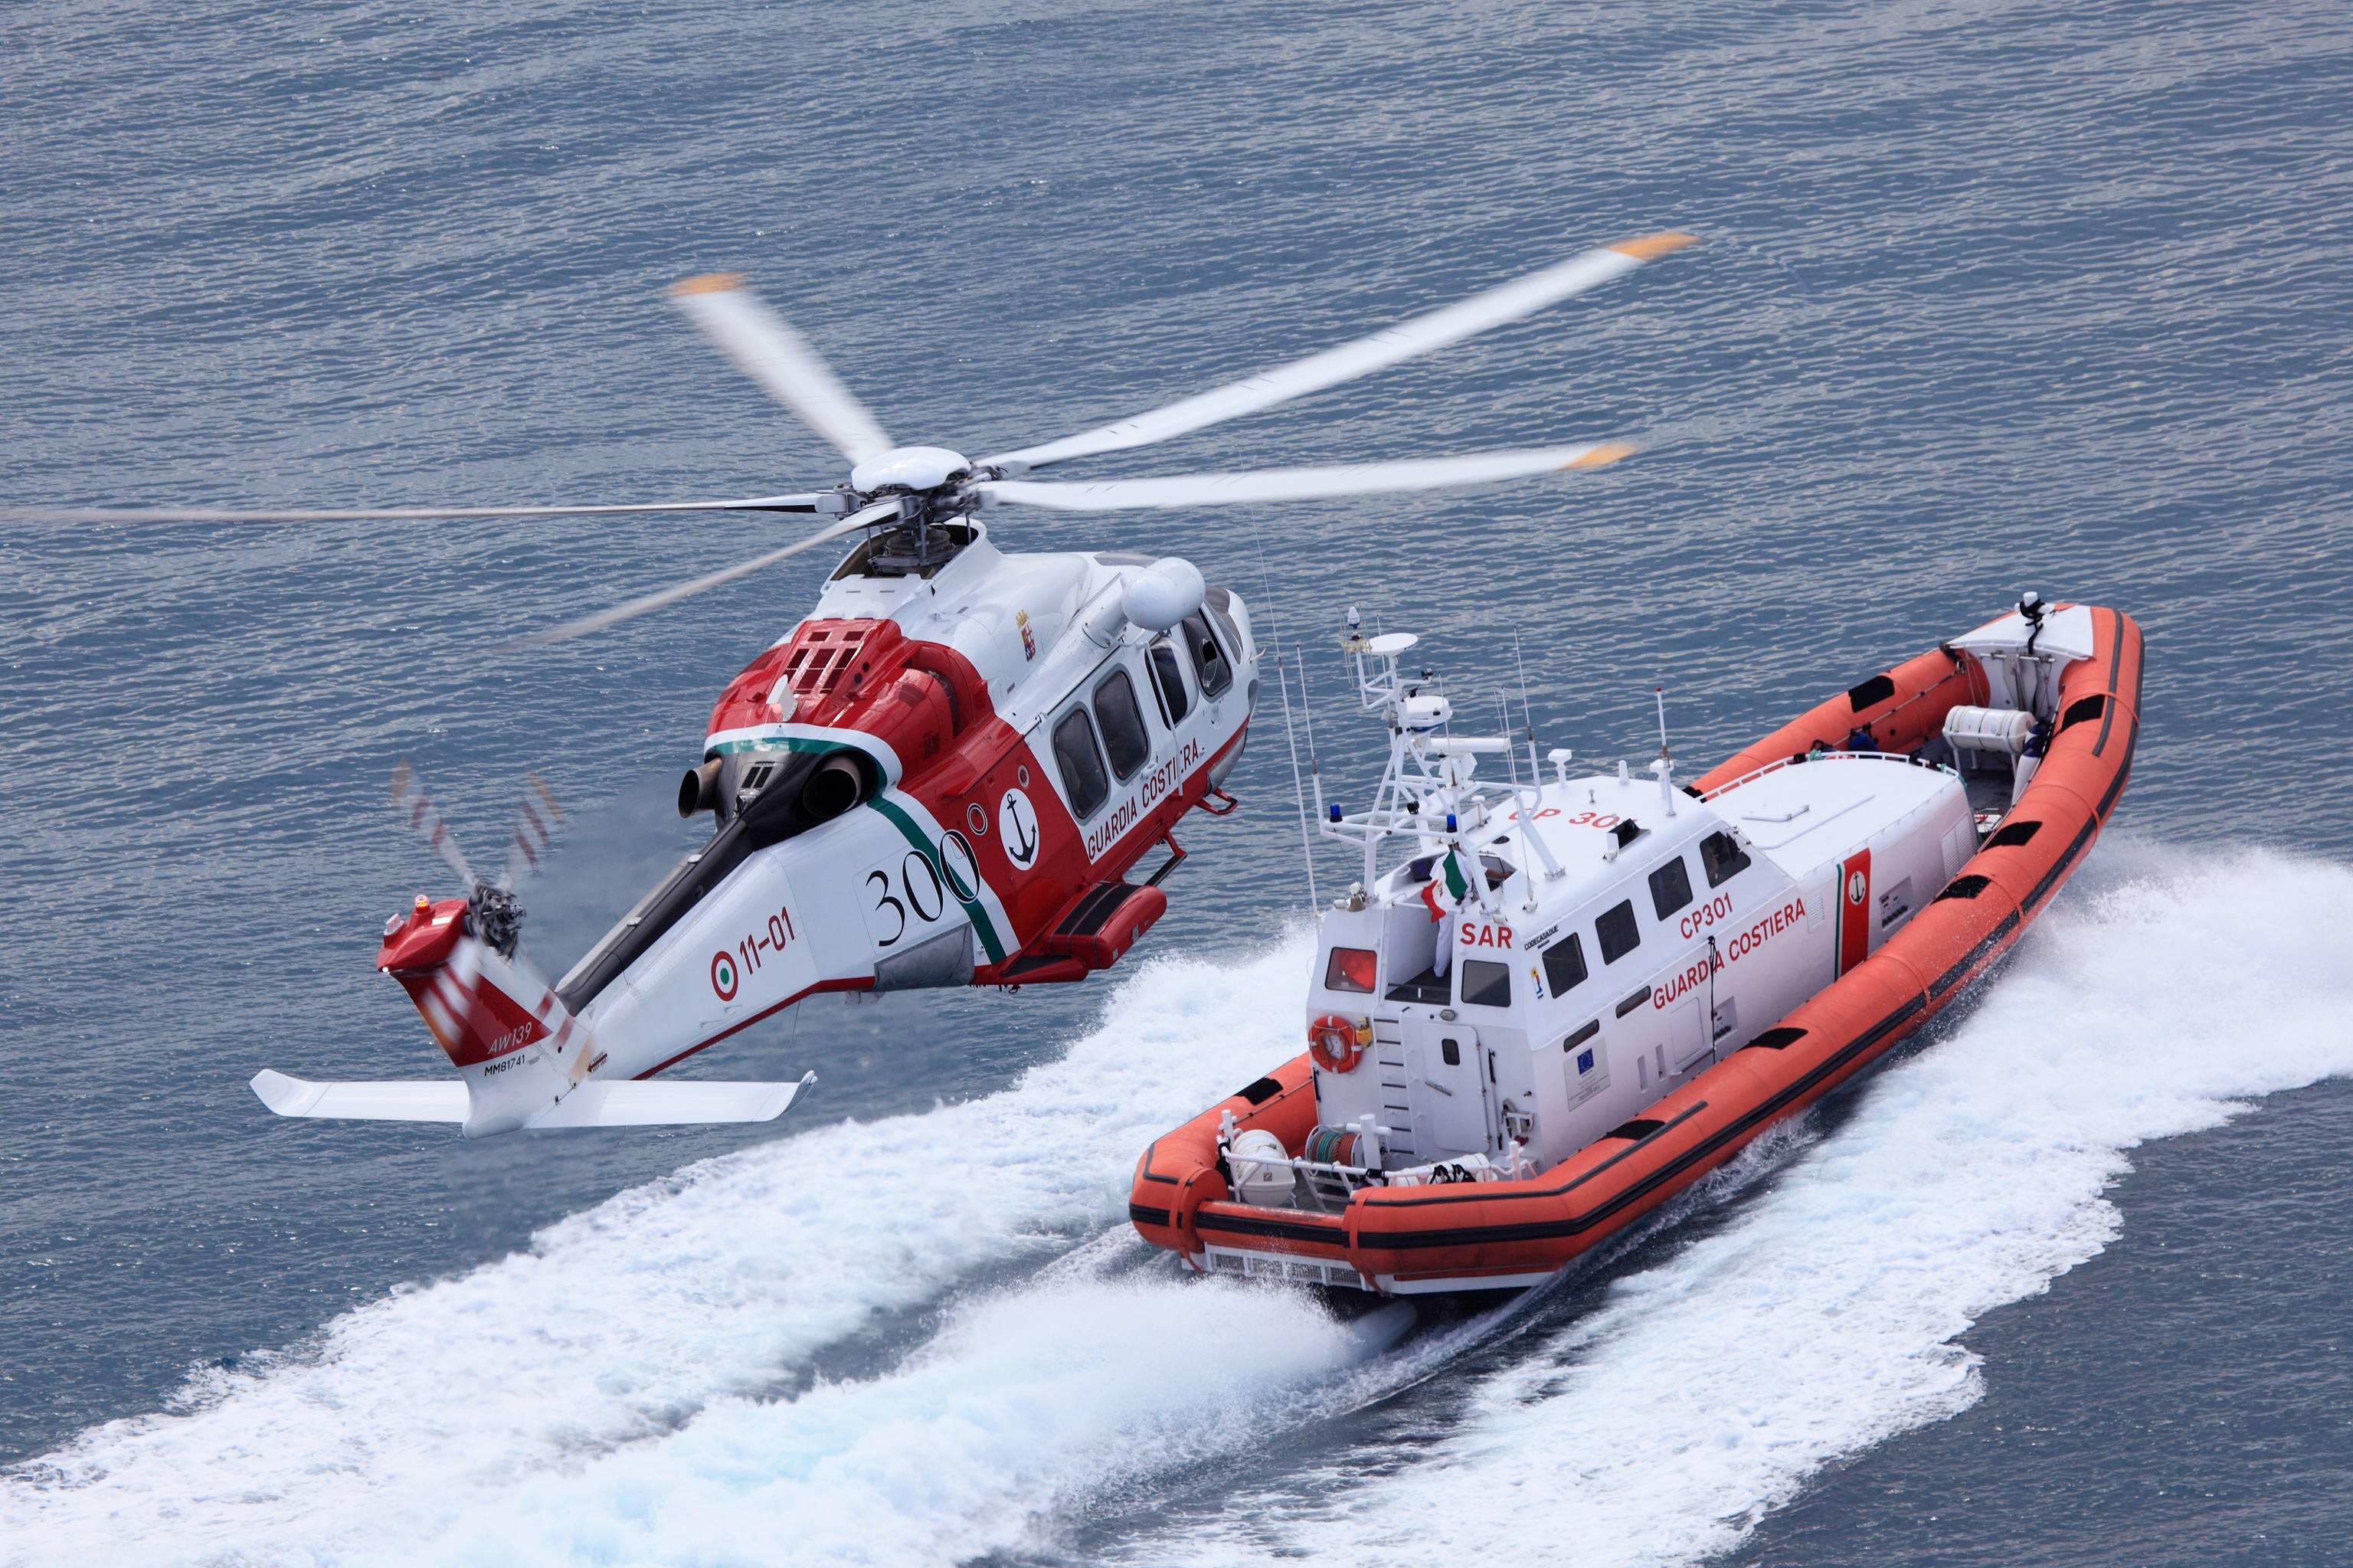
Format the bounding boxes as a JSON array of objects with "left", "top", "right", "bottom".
[
  {"left": 1052, "top": 707, "right": 1111, "bottom": 818},
  {"left": 1542, "top": 932, "right": 1589, "bottom": 996},
  {"left": 1324, "top": 945, "right": 1377, "bottom": 994},
  {"left": 1595, "top": 900, "right": 1641, "bottom": 964},
  {"left": 1700, "top": 830, "right": 1752, "bottom": 888},
  {"left": 1180, "top": 611, "right": 1234, "bottom": 698},
  {"left": 1406, "top": 850, "right": 1516, "bottom": 891},
  {"left": 1648, "top": 855, "right": 1694, "bottom": 919},
  {"left": 1147, "top": 639, "right": 1193, "bottom": 728},
  {"left": 1460, "top": 959, "right": 1511, "bottom": 1008},
  {"left": 1093, "top": 669, "right": 1150, "bottom": 780}
]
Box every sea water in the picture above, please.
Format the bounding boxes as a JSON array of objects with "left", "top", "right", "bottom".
[{"left": 5, "top": 2, "right": 2350, "bottom": 1563}]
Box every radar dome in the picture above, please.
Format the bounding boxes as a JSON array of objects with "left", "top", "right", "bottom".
[{"left": 1121, "top": 557, "right": 1206, "bottom": 633}]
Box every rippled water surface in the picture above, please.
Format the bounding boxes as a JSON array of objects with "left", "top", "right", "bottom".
[{"left": 4, "top": 2, "right": 2350, "bottom": 1563}]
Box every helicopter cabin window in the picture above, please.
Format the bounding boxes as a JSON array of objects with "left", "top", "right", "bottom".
[
  {"left": 1541, "top": 931, "right": 1589, "bottom": 997},
  {"left": 1147, "top": 640, "right": 1193, "bottom": 728},
  {"left": 1459, "top": 959, "right": 1511, "bottom": 1008},
  {"left": 1052, "top": 707, "right": 1111, "bottom": 818},
  {"left": 1700, "top": 830, "right": 1752, "bottom": 888},
  {"left": 1180, "top": 611, "right": 1233, "bottom": 699},
  {"left": 1648, "top": 856, "right": 1694, "bottom": 920},
  {"left": 1595, "top": 899, "right": 1641, "bottom": 964},
  {"left": 1204, "top": 595, "right": 1245, "bottom": 665},
  {"left": 1093, "top": 669, "right": 1150, "bottom": 780}
]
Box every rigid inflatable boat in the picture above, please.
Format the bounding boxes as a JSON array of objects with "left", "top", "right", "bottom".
[{"left": 1131, "top": 597, "right": 2142, "bottom": 1293}]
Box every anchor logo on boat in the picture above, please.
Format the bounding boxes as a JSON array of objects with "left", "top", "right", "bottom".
[
  {"left": 998, "top": 788, "right": 1039, "bottom": 869},
  {"left": 1845, "top": 869, "right": 1869, "bottom": 905}
]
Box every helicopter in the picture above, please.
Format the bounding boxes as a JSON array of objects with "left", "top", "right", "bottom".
[{"left": 57, "top": 230, "right": 1696, "bottom": 1135}]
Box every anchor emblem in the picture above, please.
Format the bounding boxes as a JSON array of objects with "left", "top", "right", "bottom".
[{"left": 998, "top": 787, "right": 1039, "bottom": 870}]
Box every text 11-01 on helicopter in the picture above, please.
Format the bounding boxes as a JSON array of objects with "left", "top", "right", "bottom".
[{"left": 67, "top": 231, "right": 1702, "bottom": 1136}]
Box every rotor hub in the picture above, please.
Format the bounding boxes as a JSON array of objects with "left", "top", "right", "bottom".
[{"left": 849, "top": 445, "right": 970, "bottom": 494}]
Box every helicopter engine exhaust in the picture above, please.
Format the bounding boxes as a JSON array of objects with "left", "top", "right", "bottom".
[
  {"left": 677, "top": 758, "right": 724, "bottom": 818},
  {"left": 801, "top": 754, "right": 865, "bottom": 821}
]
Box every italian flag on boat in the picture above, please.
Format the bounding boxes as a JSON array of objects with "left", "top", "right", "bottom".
[{"left": 1419, "top": 849, "right": 1470, "bottom": 920}]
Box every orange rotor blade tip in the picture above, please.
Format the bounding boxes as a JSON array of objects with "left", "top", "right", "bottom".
[
  {"left": 669, "top": 272, "right": 747, "bottom": 296},
  {"left": 1563, "top": 441, "right": 1638, "bottom": 472},
  {"left": 1608, "top": 231, "right": 1699, "bottom": 261}
]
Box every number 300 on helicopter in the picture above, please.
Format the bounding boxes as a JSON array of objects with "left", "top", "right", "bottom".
[{"left": 62, "top": 231, "right": 1697, "bottom": 1134}]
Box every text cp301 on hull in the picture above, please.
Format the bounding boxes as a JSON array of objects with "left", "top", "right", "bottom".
[{"left": 1132, "top": 596, "right": 2142, "bottom": 1292}]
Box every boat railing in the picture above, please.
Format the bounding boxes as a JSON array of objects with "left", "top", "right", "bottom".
[
  {"left": 1231, "top": 1149, "right": 1530, "bottom": 1214},
  {"left": 1228, "top": 1151, "right": 1382, "bottom": 1214},
  {"left": 1699, "top": 748, "right": 1958, "bottom": 803}
]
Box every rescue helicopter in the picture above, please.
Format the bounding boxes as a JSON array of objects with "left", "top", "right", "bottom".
[{"left": 46, "top": 231, "right": 1696, "bottom": 1135}]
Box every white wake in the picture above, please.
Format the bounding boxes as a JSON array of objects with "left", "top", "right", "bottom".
[
  {"left": 0, "top": 936, "right": 1322, "bottom": 1567},
  {"left": 1144, "top": 846, "right": 2353, "bottom": 1566},
  {"left": 12, "top": 849, "right": 2351, "bottom": 1568}
]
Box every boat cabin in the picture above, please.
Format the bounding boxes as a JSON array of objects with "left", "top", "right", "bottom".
[{"left": 1291, "top": 752, "right": 1973, "bottom": 1185}]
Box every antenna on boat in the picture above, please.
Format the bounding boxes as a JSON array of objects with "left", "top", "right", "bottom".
[
  {"left": 1254, "top": 534, "right": 1320, "bottom": 918},
  {"left": 1654, "top": 684, "right": 1677, "bottom": 817},
  {"left": 1277, "top": 651, "right": 1320, "bottom": 915},
  {"left": 1511, "top": 629, "right": 1544, "bottom": 785}
]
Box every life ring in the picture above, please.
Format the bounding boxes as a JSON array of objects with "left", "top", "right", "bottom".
[{"left": 1309, "top": 1013, "right": 1363, "bottom": 1074}]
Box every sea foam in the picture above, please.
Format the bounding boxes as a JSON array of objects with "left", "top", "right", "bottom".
[
  {"left": 0, "top": 936, "right": 1317, "bottom": 1567},
  {"left": 1146, "top": 846, "right": 2353, "bottom": 1566},
  {"left": 11, "top": 849, "right": 2351, "bottom": 1568}
]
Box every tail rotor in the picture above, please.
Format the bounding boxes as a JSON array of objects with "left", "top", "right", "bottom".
[{"left": 388, "top": 761, "right": 566, "bottom": 958}]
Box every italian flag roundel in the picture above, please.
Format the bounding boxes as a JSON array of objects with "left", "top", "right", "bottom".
[{"left": 1419, "top": 849, "right": 1471, "bottom": 921}]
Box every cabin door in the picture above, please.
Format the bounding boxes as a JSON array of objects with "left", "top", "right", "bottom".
[
  {"left": 1408, "top": 1019, "right": 1492, "bottom": 1157},
  {"left": 1666, "top": 994, "right": 1712, "bottom": 1074}
]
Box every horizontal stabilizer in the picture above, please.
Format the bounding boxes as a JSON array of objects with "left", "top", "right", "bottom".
[
  {"left": 526, "top": 1072, "right": 816, "bottom": 1128},
  {"left": 251, "top": 1069, "right": 468, "bottom": 1122}
]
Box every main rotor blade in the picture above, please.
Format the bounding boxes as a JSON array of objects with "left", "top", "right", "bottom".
[
  {"left": 982, "top": 233, "right": 1694, "bottom": 473},
  {"left": 5, "top": 494, "right": 832, "bottom": 525},
  {"left": 508, "top": 500, "right": 899, "bottom": 649},
  {"left": 669, "top": 275, "right": 894, "bottom": 466},
  {"left": 972, "top": 442, "right": 1634, "bottom": 512}
]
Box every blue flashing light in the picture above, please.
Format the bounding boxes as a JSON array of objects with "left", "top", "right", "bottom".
[
  {"left": 1328, "top": 804, "right": 1342, "bottom": 822},
  {"left": 1445, "top": 812, "right": 1458, "bottom": 831}
]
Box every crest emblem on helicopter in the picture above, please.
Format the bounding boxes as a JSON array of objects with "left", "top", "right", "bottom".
[
  {"left": 169, "top": 231, "right": 1702, "bottom": 1139},
  {"left": 999, "top": 788, "right": 1040, "bottom": 869}
]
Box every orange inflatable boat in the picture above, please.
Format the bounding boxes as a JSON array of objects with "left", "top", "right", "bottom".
[{"left": 1133, "top": 598, "right": 2142, "bottom": 1292}]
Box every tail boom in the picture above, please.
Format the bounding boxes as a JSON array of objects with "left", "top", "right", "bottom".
[{"left": 249, "top": 895, "right": 811, "bottom": 1137}]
